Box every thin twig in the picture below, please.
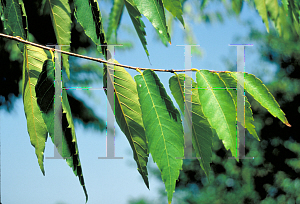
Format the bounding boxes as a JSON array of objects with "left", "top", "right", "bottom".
[{"left": 0, "top": 33, "right": 228, "bottom": 73}]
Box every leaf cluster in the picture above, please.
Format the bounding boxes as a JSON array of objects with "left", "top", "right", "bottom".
[{"left": 0, "top": 0, "right": 295, "bottom": 203}]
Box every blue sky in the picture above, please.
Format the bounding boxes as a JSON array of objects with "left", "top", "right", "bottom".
[{"left": 1, "top": 1, "right": 274, "bottom": 204}]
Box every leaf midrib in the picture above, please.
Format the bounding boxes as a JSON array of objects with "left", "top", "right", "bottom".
[
  {"left": 175, "top": 75, "right": 206, "bottom": 165},
  {"left": 48, "top": 0, "right": 69, "bottom": 42},
  {"left": 107, "top": 65, "right": 146, "bottom": 172},
  {"left": 199, "top": 71, "right": 234, "bottom": 145},
  {"left": 140, "top": 72, "right": 172, "bottom": 190},
  {"left": 25, "top": 47, "right": 41, "bottom": 159}
]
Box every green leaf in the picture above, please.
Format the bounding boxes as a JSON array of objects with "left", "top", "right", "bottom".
[
  {"left": 47, "top": 0, "right": 71, "bottom": 78},
  {"left": 124, "top": 0, "right": 149, "bottom": 57},
  {"left": 254, "top": 0, "right": 270, "bottom": 32},
  {"left": 154, "top": 23, "right": 169, "bottom": 47},
  {"left": 2, "top": 0, "right": 27, "bottom": 52},
  {"left": 266, "top": 0, "right": 279, "bottom": 21},
  {"left": 39, "top": 0, "right": 47, "bottom": 15},
  {"left": 3, "top": 0, "right": 26, "bottom": 38},
  {"left": 266, "top": 0, "right": 281, "bottom": 35},
  {"left": 74, "top": 0, "right": 108, "bottom": 59},
  {"left": 0, "top": 0, "right": 4, "bottom": 26},
  {"left": 0, "top": 0, "right": 2, "bottom": 15},
  {"left": 276, "top": 6, "right": 288, "bottom": 37},
  {"left": 282, "top": 0, "right": 289, "bottom": 12},
  {"left": 232, "top": 0, "right": 243, "bottom": 15},
  {"left": 289, "top": 3, "right": 300, "bottom": 36},
  {"left": 169, "top": 73, "right": 213, "bottom": 181},
  {"left": 107, "top": 0, "right": 124, "bottom": 43},
  {"left": 35, "top": 59, "right": 88, "bottom": 202},
  {"left": 134, "top": 69, "right": 184, "bottom": 204},
  {"left": 22, "top": 45, "right": 48, "bottom": 175},
  {"left": 200, "top": 0, "right": 209, "bottom": 11},
  {"left": 103, "top": 59, "right": 149, "bottom": 189},
  {"left": 133, "top": 0, "right": 171, "bottom": 44},
  {"left": 162, "top": 0, "right": 184, "bottom": 27},
  {"left": 219, "top": 72, "right": 260, "bottom": 141},
  {"left": 230, "top": 72, "right": 291, "bottom": 127},
  {"left": 196, "top": 70, "right": 238, "bottom": 159}
]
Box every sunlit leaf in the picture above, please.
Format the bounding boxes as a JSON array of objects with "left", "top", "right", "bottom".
[
  {"left": 169, "top": 73, "right": 213, "bottom": 181},
  {"left": 135, "top": 69, "right": 184, "bottom": 204},
  {"left": 35, "top": 59, "right": 88, "bottom": 202},
  {"left": 103, "top": 59, "right": 149, "bottom": 188},
  {"left": 254, "top": 0, "right": 269, "bottom": 32},
  {"left": 47, "top": 0, "right": 72, "bottom": 78},
  {"left": 282, "top": 0, "right": 289, "bottom": 12},
  {"left": 230, "top": 72, "right": 291, "bottom": 127},
  {"left": 196, "top": 70, "right": 238, "bottom": 160},
  {"left": 162, "top": 0, "right": 184, "bottom": 27},
  {"left": 22, "top": 45, "right": 48, "bottom": 175},
  {"left": 219, "top": 72, "right": 260, "bottom": 141},
  {"left": 266, "top": 0, "right": 279, "bottom": 21},
  {"left": 133, "top": 0, "right": 171, "bottom": 44}
]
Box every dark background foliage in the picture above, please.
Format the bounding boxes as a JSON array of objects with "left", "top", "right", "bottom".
[{"left": 0, "top": 0, "right": 106, "bottom": 130}]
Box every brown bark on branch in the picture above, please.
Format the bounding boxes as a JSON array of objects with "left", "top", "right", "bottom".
[{"left": 0, "top": 33, "right": 227, "bottom": 73}]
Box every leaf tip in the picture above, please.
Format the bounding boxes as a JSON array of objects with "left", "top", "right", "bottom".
[
  {"left": 84, "top": 187, "right": 88, "bottom": 203},
  {"left": 39, "top": 163, "right": 45, "bottom": 176},
  {"left": 284, "top": 118, "right": 291, "bottom": 127},
  {"left": 147, "top": 55, "right": 152, "bottom": 66}
]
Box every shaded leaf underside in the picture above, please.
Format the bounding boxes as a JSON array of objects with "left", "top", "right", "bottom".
[
  {"left": 35, "top": 59, "right": 88, "bottom": 202},
  {"left": 22, "top": 45, "right": 48, "bottom": 175},
  {"left": 103, "top": 59, "right": 149, "bottom": 188}
]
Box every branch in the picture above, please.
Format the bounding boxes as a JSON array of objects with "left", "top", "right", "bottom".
[{"left": 0, "top": 33, "right": 227, "bottom": 73}]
